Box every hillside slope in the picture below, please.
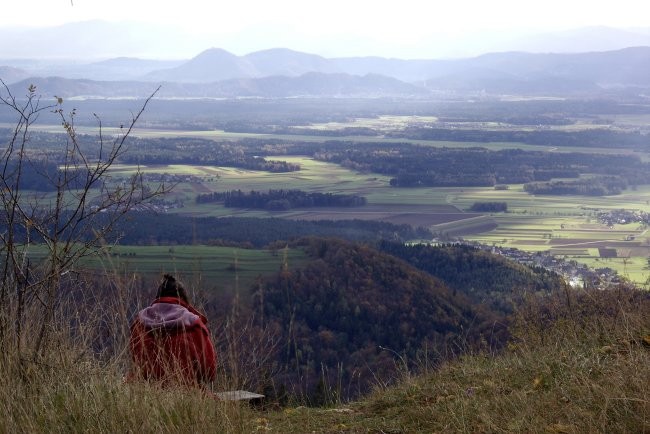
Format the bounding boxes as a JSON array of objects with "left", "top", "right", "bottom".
[
  {"left": 254, "top": 238, "right": 507, "bottom": 400},
  {"left": 2, "top": 241, "right": 647, "bottom": 432},
  {"left": 379, "top": 241, "right": 565, "bottom": 313},
  {"left": 263, "top": 286, "right": 650, "bottom": 433},
  {"left": 9, "top": 72, "right": 424, "bottom": 99}
]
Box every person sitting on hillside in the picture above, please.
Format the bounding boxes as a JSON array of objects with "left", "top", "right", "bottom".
[{"left": 129, "top": 274, "right": 217, "bottom": 386}]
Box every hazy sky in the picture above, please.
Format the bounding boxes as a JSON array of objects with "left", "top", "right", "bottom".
[{"left": 2, "top": 0, "right": 648, "bottom": 58}]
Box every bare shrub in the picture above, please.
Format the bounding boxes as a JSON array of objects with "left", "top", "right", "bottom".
[{"left": 0, "top": 81, "right": 168, "bottom": 363}]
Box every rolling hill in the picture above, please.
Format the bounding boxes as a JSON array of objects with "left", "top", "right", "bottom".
[
  {"left": 254, "top": 237, "right": 510, "bottom": 399},
  {"left": 137, "top": 46, "right": 650, "bottom": 89},
  {"left": 7, "top": 46, "right": 650, "bottom": 98},
  {"left": 9, "top": 72, "right": 426, "bottom": 99}
]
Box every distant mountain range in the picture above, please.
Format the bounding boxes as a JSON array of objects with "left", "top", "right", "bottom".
[
  {"left": 3, "top": 46, "right": 650, "bottom": 98},
  {"left": 1, "top": 21, "right": 649, "bottom": 60},
  {"left": 8, "top": 72, "right": 423, "bottom": 99},
  {"left": 144, "top": 48, "right": 341, "bottom": 83}
]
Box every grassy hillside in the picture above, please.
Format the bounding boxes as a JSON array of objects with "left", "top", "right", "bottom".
[
  {"left": 263, "top": 286, "right": 650, "bottom": 433},
  {"left": 1, "top": 285, "right": 647, "bottom": 433}
]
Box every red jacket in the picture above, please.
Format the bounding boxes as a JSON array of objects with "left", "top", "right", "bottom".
[{"left": 129, "top": 297, "right": 217, "bottom": 385}]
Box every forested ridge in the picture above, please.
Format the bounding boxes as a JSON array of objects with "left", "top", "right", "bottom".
[
  {"left": 253, "top": 237, "right": 510, "bottom": 400},
  {"left": 378, "top": 241, "right": 565, "bottom": 313}
]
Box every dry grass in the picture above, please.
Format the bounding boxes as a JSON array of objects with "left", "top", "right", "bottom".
[
  {"left": 0, "top": 350, "right": 256, "bottom": 433},
  {"left": 1, "top": 275, "right": 648, "bottom": 433},
  {"left": 0, "top": 273, "right": 262, "bottom": 434},
  {"left": 264, "top": 286, "right": 650, "bottom": 433}
]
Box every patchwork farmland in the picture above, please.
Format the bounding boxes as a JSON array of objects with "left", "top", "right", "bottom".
[{"left": 106, "top": 154, "right": 650, "bottom": 285}]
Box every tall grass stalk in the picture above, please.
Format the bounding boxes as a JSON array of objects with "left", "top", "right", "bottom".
[{"left": 0, "top": 270, "right": 267, "bottom": 433}]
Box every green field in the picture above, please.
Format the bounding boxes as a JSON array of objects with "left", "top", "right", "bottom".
[
  {"left": 436, "top": 184, "right": 650, "bottom": 284},
  {"left": 22, "top": 112, "right": 650, "bottom": 287},
  {"left": 27, "top": 245, "right": 309, "bottom": 294},
  {"left": 460, "top": 205, "right": 649, "bottom": 285},
  {"left": 104, "top": 157, "right": 650, "bottom": 285},
  {"left": 20, "top": 121, "right": 649, "bottom": 158}
]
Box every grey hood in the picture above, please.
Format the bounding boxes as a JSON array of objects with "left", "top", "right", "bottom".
[{"left": 137, "top": 303, "right": 199, "bottom": 330}]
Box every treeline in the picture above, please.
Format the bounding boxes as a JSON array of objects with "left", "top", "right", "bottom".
[
  {"left": 2, "top": 160, "right": 59, "bottom": 191},
  {"left": 469, "top": 202, "right": 508, "bottom": 212},
  {"left": 196, "top": 189, "right": 366, "bottom": 210},
  {"left": 118, "top": 134, "right": 650, "bottom": 192},
  {"left": 8, "top": 97, "right": 647, "bottom": 132},
  {"left": 389, "top": 127, "right": 648, "bottom": 150},
  {"left": 120, "top": 137, "right": 299, "bottom": 173},
  {"left": 1, "top": 160, "right": 98, "bottom": 192},
  {"left": 523, "top": 176, "right": 628, "bottom": 196},
  {"left": 254, "top": 237, "right": 507, "bottom": 401},
  {"left": 378, "top": 241, "right": 564, "bottom": 313},
  {"left": 0, "top": 211, "right": 430, "bottom": 247},
  {"left": 1, "top": 131, "right": 301, "bottom": 174},
  {"left": 312, "top": 142, "right": 650, "bottom": 190},
  {"left": 15, "top": 130, "right": 299, "bottom": 167},
  {"left": 16, "top": 128, "right": 650, "bottom": 195},
  {"left": 109, "top": 213, "right": 430, "bottom": 247}
]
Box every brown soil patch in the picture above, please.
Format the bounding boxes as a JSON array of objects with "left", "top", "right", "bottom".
[{"left": 281, "top": 205, "right": 477, "bottom": 228}]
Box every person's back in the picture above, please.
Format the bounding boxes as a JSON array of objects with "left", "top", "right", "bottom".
[{"left": 129, "top": 274, "right": 216, "bottom": 385}]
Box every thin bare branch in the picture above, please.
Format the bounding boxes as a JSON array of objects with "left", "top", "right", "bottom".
[{"left": 0, "top": 83, "right": 166, "bottom": 358}]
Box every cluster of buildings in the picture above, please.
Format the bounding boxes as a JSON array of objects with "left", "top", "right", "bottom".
[
  {"left": 130, "top": 199, "right": 185, "bottom": 213},
  {"left": 464, "top": 240, "right": 624, "bottom": 289},
  {"left": 139, "top": 173, "right": 206, "bottom": 184},
  {"left": 596, "top": 209, "right": 650, "bottom": 227}
]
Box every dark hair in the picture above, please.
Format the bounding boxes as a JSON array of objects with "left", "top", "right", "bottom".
[{"left": 156, "top": 274, "right": 189, "bottom": 302}]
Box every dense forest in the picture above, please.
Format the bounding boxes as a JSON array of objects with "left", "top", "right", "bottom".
[
  {"left": 388, "top": 127, "right": 647, "bottom": 149},
  {"left": 109, "top": 213, "right": 431, "bottom": 247},
  {"left": 2, "top": 132, "right": 299, "bottom": 173},
  {"left": 274, "top": 125, "right": 647, "bottom": 150},
  {"left": 468, "top": 202, "right": 508, "bottom": 212},
  {"left": 1, "top": 160, "right": 89, "bottom": 192},
  {"left": 0, "top": 211, "right": 430, "bottom": 248},
  {"left": 378, "top": 241, "right": 565, "bottom": 313},
  {"left": 253, "top": 237, "right": 508, "bottom": 400},
  {"left": 313, "top": 143, "right": 650, "bottom": 189},
  {"left": 523, "top": 176, "right": 630, "bottom": 196},
  {"left": 196, "top": 189, "right": 366, "bottom": 210}
]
